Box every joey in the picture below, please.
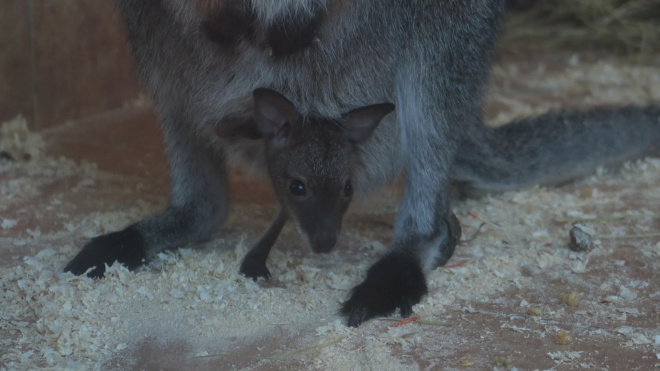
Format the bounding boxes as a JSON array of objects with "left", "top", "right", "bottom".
[{"left": 216, "top": 88, "right": 394, "bottom": 280}]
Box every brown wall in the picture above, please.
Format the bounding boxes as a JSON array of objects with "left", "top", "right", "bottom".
[
  {"left": 0, "top": 0, "right": 32, "bottom": 126},
  {"left": 0, "top": 0, "right": 142, "bottom": 130}
]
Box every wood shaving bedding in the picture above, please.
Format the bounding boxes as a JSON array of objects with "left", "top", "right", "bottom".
[{"left": 1, "top": 56, "right": 659, "bottom": 370}]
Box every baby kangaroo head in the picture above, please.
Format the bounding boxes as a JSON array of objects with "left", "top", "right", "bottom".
[
  {"left": 217, "top": 88, "right": 394, "bottom": 253},
  {"left": 250, "top": 89, "right": 394, "bottom": 253}
]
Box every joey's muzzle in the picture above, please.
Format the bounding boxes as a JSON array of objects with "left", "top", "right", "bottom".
[
  {"left": 295, "top": 211, "right": 343, "bottom": 253},
  {"left": 310, "top": 229, "right": 339, "bottom": 253}
]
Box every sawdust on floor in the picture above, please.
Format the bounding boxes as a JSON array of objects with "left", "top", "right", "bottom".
[{"left": 1, "top": 55, "right": 660, "bottom": 370}]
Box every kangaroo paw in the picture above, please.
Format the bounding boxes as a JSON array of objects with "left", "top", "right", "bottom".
[
  {"left": 63, "top": 227, "right": 146, "bottom": 279},
  {"left": 239, "top": 254, "right": 272, "bottom": 281},
  {"left": 341, "top": 254, "right": 427, "bottom": 327}
]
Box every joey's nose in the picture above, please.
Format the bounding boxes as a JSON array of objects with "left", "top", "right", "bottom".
[{"left": 311, "top": 230, "right": 338, "bottom": 253}]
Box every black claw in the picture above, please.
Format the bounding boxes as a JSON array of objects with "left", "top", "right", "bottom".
[
  {"left": 399, "top": 301, "right": 414, "bottom": 318},
  {"left": 346, "top": 307, "right": 369, "bottom": 328},
  {"left": 443, "top": 212, "right": 461, "bottom": 256},
  {"left": 63, "top": 227, "right": 146, "bottom": 279},
  {"left": 341, "top": 254, "right": 427, "bottom": 327},
  {"left": 430, "top": 212, "right": 463, "bottom": 269}
]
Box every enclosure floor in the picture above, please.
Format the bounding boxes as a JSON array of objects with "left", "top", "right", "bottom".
[{"left": 2, "top": 51, "right": 659, "bottom": 370}]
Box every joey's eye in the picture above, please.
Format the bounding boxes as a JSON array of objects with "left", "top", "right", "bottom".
[
  {"left": 344, "top": 181, "right": 353, "bottom": 198},
  {"left": 289, "top": 179, "right": 306, "bottom": 197}
]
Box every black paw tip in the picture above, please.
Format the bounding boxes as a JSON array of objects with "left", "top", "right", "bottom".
[
  {"left": 343, "top": 306, "right": 369, "bottom": 328},
  {"left": 239, "top": 260, "right": 271, "bottom": 281},
  {"left": 340, "top": 254, "right": 428, "bottom": 327},
  {"left": 63, "top": 227, "right": 146, "bottom": 279}
]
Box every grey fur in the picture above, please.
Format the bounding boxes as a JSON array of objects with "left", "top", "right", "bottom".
[
  {"left": 64, "top": 0, "right": 659, "bottom": 327},
  {"left": 228, "top": 88, "right": 392, "bottom": 279}
]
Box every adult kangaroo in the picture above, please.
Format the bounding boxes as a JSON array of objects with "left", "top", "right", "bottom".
[{"left": 64, "top": 0, "right": 660, "bottom": 327}]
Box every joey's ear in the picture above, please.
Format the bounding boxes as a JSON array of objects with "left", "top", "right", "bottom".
[
  {"left": 253, "top": 88, "right": 301, "bottom": 141},
  {"left": 215, "top": 117, "right": 262, "bottom": 140},
  {"left": 342, "top": 103, "right": 394, "bottom": 143}
]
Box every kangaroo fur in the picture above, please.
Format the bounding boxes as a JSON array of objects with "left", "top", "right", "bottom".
[
  {"left": 227, "top": 88, "right": 393, "bottom": 280},
  {"left": 64, "top": 0, "right": 660, "bottom": 327}
]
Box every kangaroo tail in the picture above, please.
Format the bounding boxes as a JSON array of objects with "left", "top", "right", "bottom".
[{"left": 452, "top": 105, "right": 660, "bottom": 197}]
